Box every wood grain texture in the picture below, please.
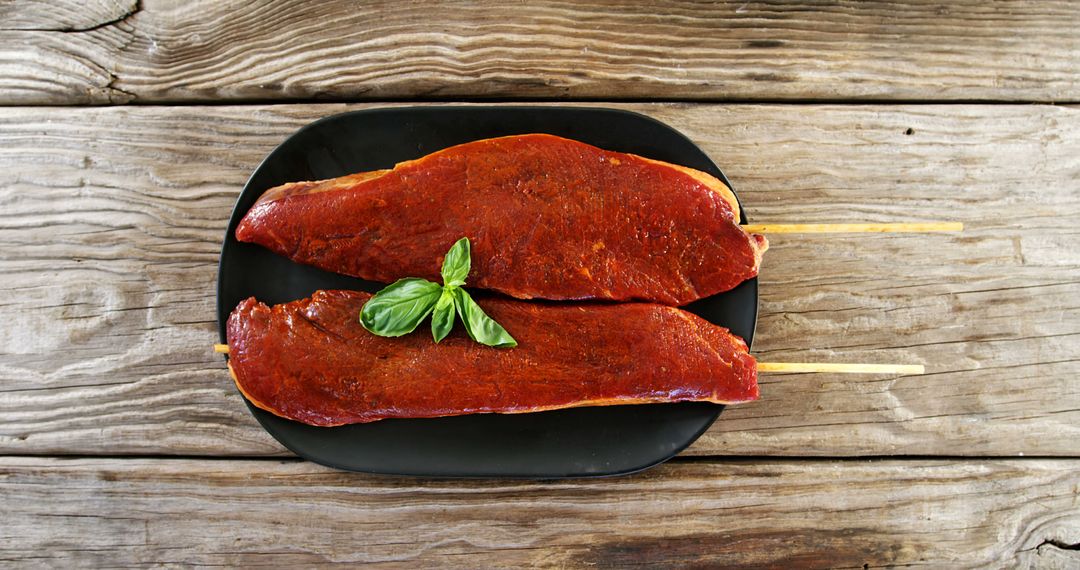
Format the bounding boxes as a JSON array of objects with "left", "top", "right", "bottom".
[
  {"left": 2, "top": 0, "right": 1080, "bottom": 105},
  {"left": 1, "top": 457, "right": 1078, "bottom": 567},
  {"left": 0, "top": 102, "right": 1078, "bottom": 457},
  {"left": 0, "top": 0, "right": 138, "bottom": 31}
]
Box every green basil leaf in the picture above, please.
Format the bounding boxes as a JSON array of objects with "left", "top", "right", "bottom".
[
  {"left": 360, "top": 278, "right": 442, "bottom": 337},
  {"left": 440, "top": 237, "right": 471, "bottom": 288},
  {"left": 453, "top": 288, "right": 517, "bottom": 348},
  {"left": 430, "top": 287, "right": 456, "bottom": 343}
]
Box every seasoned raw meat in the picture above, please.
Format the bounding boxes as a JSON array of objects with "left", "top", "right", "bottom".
[
  {"left": 236, "top": 134, "right": 767, "bottom": 305},
  {"left": 226, "top": 290, "right": 759, "bottom": 426}
]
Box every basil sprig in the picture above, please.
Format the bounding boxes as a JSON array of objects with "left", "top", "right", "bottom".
[{"left": 359, "top": 238, "right": 517, "bottom": 348}]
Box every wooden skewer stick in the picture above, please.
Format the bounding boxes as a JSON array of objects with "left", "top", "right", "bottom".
[
  {"left": 756, "top": 362, "right": 924, "bottom": 374},
  {"left": 741, "top": 222, "right": 963, "bottom": 234},
  {"left": 212, "top": 344, "right": 921, "bottom": 374}
]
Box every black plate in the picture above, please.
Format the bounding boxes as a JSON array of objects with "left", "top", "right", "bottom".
[{"left": 217, "top": 106, "right": 757, "bottom": 478}]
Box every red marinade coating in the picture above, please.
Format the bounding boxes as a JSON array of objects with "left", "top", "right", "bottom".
[
  {"left": 235, "top": 134, "right": 767, "bottom": 306},
  {"left": 226, "top": 290, "right": 759, "bottom": 426}
]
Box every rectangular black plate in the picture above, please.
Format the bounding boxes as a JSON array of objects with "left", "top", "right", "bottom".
[{"left": 216, "top": 106, "right": 757, "bottom": 478}]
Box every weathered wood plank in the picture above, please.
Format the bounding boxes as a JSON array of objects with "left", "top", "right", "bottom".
[
  {"left": 2, "top": 0, "right": 1080, "bottom": 104},
  {"left": 1, "top": 457, "right": 1078, "bottom": 567},
  {"left": 1, "top": 103, "right": 1078, "bottom": 457}
]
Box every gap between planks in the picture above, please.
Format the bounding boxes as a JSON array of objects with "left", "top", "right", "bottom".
[
  {"left": 15, "top": 98, "right": 1080, "bottom": 108},
  {"left": 0, "top": 452, "right": 1068, "bottom": 463}
]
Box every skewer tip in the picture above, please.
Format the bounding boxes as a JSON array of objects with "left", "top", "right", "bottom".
[{"left": 213, "top": 344, "right": 230, "bottom": 354}]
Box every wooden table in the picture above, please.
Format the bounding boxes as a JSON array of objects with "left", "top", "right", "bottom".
[{"left": 2, "top": 1, "right": 1079, "bottom": 567}]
